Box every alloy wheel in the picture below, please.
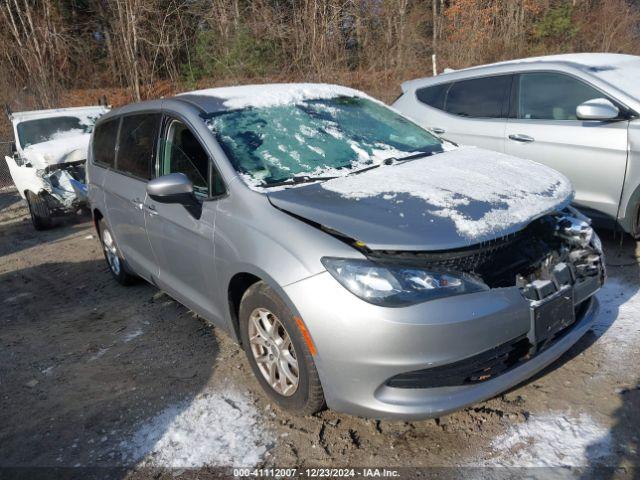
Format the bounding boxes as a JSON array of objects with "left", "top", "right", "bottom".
[
  {"left": 102, "top": 228, "right": 121, "bottom": 276},
  {"left": 248, "top": 307, "right": 299, "bottom": 396}
]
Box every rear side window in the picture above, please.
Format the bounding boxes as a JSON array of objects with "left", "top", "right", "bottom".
[
  {"left": 116, "top": 114, "right": 160, "bottom": 179},
  {"left": 445, "top": 75, "right": 511, "bottom": 118},
  {"left": 92, "top": 119, "right": 119, "bottom": 168},
  {"left": 416, "top": 83, "right": 451, "bottom": 110},
  {"left": 517, "top": 72, "right": 606, "bottom": 121}
]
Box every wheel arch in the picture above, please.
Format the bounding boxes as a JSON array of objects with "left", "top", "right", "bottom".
[
  {"left": 227, "top": 272, "right": 262, "bottom": 344},
  {"left": 92, "top": 208, "right": 104, "bottom": 234},
  {"left": 226, "top": 270, "right": 302, "bottom": 345},
  {"left": 621, "top": 183, "right": 640, "bottom": 237},
  {"left": 24, "top": 188, "right": 43, "bottom": 200}
]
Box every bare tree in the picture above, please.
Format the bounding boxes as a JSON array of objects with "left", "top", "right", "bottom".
[
  {"left": 0, "top": 0, "right": 70, "bottom": 107},
  {"left": 109, "top": 0, "right": 142, "bottom": 101},
  {"left": 1, "top": 0, "right": 640, "bottom": 112}
]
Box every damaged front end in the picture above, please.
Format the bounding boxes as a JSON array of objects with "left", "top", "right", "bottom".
[
  {"left": 5, "top": 153, "right": 89, "bottom": 217},
  {"left": 368, "top": 206, "right": 604, "bottom": 297},
  {"left": 371, "top": 207, "right": 605, "bottom": 389},
  {"left": 6, "top": 105, "right": 107, "bottom": 223},
  {"left": 38, "top": 160, "right": 88, "bottom": 212}
]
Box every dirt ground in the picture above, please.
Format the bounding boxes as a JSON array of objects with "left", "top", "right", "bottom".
[{"left": 0, "top": 190, "right": 638, "bottom": 479}]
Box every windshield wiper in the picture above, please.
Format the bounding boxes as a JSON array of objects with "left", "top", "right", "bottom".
[
  {"left": 262, "top": 151, "right": 438, "bottom": 187},
  {"left": 346, "top": 150, "right": 437, "bottom": 176},
  {"left": 390, "top": 150, "right": 438, "bottom": 163},
  {"left": 262, "top": 175, "right": 338, "bottom": 188}
]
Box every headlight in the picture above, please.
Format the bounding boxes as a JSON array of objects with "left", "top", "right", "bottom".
[{"left": 321, "top": 257, "right": 488, "bottom": 307}]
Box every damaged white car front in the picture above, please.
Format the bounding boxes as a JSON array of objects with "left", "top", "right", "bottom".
[{"left": 5, "top": 105, "right": 109, "bottom": 229}]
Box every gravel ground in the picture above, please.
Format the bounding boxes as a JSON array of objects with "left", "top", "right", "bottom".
[{"left": 0, "top": 190, "right": 638, "bottom": 479}]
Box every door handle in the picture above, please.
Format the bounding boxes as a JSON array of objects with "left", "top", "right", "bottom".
[
  {"left": 508, "top": 134, "right": 535, "bottom": 143},
  {"left": 430, "top": 127, "right": 446, "bottom": 135},
  {"left": 130, "top": 198, "right": 143, "bottom": 210},
  {"left": 145, "top": 204, "right": 158, "bottom": 216}
]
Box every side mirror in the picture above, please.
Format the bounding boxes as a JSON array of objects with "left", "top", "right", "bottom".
[
  {"left": 576, "top": 98, "right": 619, "bottom": 121},
  {"left": 147, "top": 173, "right": 201, "bottom": 218},
  {"left": 10, "top": 141, "right": 16, "bottom": 154}
]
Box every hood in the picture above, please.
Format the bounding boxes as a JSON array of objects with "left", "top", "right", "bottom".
[
  {"left": 267, "top": 147, "right": 573, "bottom": 251},
  {"left": 22, "top": 133, "right": 90, "bottom": 169}
]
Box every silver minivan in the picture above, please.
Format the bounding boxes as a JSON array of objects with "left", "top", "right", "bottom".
[
  {"left": 393, "top": 53, "right": 640, "bottom": 237},
  {"left": 87, "top": 84, "right": 604, "bottom": 419}
]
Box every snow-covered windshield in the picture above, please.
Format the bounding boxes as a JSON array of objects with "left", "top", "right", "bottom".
[
  {"left": 17, "top": 115, "right": 97, "bottom": 148},
  {"left": 205, "top": 96, "right": 443, "bottom": 187}
]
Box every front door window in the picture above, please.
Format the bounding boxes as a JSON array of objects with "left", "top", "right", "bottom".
[
  {"left": 517, "top": 73, "right": 608, "bottom": 121},
  {"left": 161, "top": 120, "right": 210, "bottom": 196}
]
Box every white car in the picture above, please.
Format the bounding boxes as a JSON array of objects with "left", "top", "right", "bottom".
[
  {"left": 5, "top": 105, "right": 109, "bottom": 229},
  {"left": 393, "top": 53, "right": 640, "bottom": 237}
]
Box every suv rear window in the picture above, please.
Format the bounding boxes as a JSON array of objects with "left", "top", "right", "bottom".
[
  {"left": 92, "top": 119, "right": 119, "bottom": 168},
  {"left": 116, "top": 114, "right": 160, "bottom": 179},
  {"left": 445, "top": 75, "right": 511, "bottom": 118},
  {"left": 415, "top": 76, "right": 511, "bottom": 118},
  {"left": 416, "top": 83, "right": 451, "bottom": 110}
]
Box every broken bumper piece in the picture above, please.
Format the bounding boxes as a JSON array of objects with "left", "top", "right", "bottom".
[{"left": 39, "top": 160, "right": 88, "bottom": 212}]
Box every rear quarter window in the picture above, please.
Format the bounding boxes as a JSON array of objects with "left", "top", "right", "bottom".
[
  {"left": 92, "top": 119, "right": 120, "bottom": 168},
  {"left": 416, "top": 83, "right": 450, "bottom": 110},
  {"left": 445, "top": 75, "right": 511, "bottom": 118},
  {"left": 116, "top": 114, "right": 161, "bottom": 180}
]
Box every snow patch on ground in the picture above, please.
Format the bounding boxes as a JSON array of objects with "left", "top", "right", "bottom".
[
  {"left": 483, "top": 413, "right": 611, "bottom": 467},
  {"left": 89, "top": 347, "right": 110, "bottom": 361},
  {"left": 591, "top": 276, "right": 640, "bottom": 368},
  {"left": 321, "top": 146, "right": 572, "bottom": 239},
  {"left": 3, "top": 292, "right": 31, "bottom": 303},
  {"left": 476, "top": 275, "right": 638, "bottom": 468},
  {"left": 182, "top": 83, "right": 375, "bottom": 110},
  {"left": 123, "top": 388, "right": 270, "bottom": 468},
  {"left": 123, "top": 329, "right": 144, "bottom": 343}
]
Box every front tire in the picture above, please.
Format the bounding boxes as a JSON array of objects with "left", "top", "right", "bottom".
[
  {"left": 98, "top": 219, "right": 138, "bottom": 286},
  {"left": 239, "top": 281, "right": 325, "bottom": 415},
  {"left": 26, "top": 191, "right": 53, "bottom": 230}
]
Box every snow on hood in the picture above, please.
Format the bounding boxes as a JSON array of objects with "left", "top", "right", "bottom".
[
  {"left": 181, "top": 83, "right": 375, "bottom": 110},
  {"left": 22, "top": 132, "right": 90, "bottom": 168},
  {"left": 320, "top": 146, "right": 573, "bottom": 240}
]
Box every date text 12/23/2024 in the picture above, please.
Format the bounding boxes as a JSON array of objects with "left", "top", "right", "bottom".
[{"left": 234, "top": 468, "right": 400, "bottom": 477}]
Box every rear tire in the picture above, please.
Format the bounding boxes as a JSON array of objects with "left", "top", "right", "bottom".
[
  {"left": 98, "top": 219, "right": 138, "bottom": 286},
  {"left": 26, "top": 191, "right": 53, "bottom": 230},
  {"left": 239, "top": 281, "right": 325, "bottom": 415}
]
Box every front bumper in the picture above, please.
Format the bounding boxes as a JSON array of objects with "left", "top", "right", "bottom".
[{"left": 284, "top": 271, "right": 601, "bottom": 420}]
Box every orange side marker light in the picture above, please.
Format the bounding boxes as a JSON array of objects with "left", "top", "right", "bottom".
[{"left": 294, "top": 316, "right": 317, "bottom": 356}]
